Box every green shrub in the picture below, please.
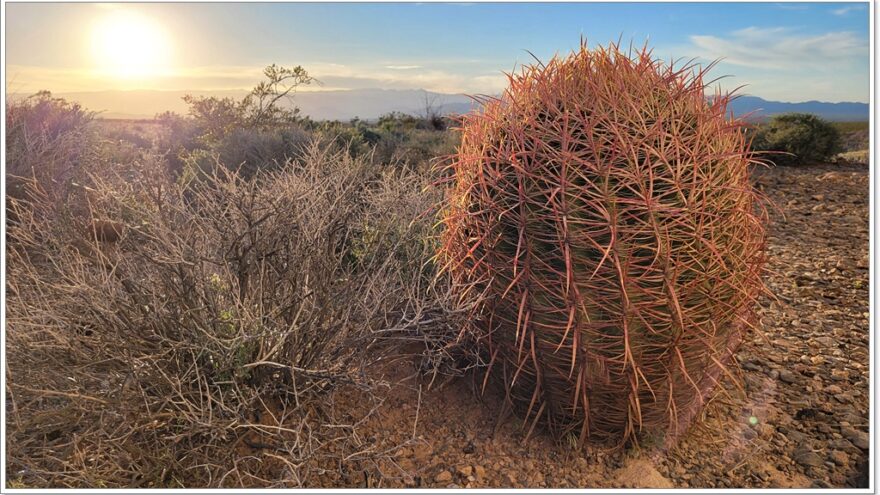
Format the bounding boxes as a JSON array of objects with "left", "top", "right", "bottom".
[
  {"left": 751, "top": 113, "right": 842, "bottom": 165},
  {"left": 179, "top": 126, "right": 311, "bottom": 180}
]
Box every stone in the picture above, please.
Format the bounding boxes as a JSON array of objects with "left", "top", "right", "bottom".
[
  {"left": 830, "top": 450, "right": 848, "bottom": 466},
  {"left": 786, "top": 430, "right": 808, "bottom": 443},
  {"left": 829, "top": 438, "right": 857, "bottom": 452},
  {"left": 779, "top": 369, "right": 798, "bottom": 383},
  {"left": 435, "top": 471, "right": 453, "bottom": 483},
  {"left": 457, "top": 465, "right": 473, "bottom": 477},
  {"left": 742, "top": 361, "right": 761, "bottom": 372},
  {"left": 841, "top": 427, "right": 869, "bottom": 449},
  {"left": 793, "top": 449, "right": 824, "bottom": 468},
  {"left": 824, "top": 384, "right": 843, "bottom": 394},
  {"left": 474, "top": 465, "right": 486, "bottom": 479}
]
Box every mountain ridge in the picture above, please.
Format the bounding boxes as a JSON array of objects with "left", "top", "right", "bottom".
[{"left": 11, "top": 88, "right": 868, "bottom": 122}]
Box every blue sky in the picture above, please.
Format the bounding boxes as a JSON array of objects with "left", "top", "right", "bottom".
[{"left": 5, "top": 2, "right": 871, "bottom": 102}]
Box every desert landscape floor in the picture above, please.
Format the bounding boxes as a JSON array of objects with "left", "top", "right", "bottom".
[{"left": 264, "top": 162, "right": 870, "bottom": 489}]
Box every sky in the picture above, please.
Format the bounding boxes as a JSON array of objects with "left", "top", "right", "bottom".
[{"left": 4, "top": 2, "right": 872, "bottom": 103}]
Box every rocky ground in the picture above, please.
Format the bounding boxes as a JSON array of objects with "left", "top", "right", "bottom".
[{"left": 303, "top": 162, "right": 870, "bottom": 488}]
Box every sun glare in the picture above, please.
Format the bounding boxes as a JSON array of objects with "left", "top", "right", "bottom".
[{"left": 90, "top": 11, "right": 171, "bottom": 78}]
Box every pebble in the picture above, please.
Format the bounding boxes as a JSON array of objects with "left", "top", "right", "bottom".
[
  {"left": 779, "top": 369, "right": 798, "bottom": 383},
  {"left": 794, "top": 449, "right": 824, "bottom": 468},
  {"left": 841, "top": 427, "right": 869, "bottom": 449},
  {"left": 435, "top": 471, "right": 452, "bottom": 483},
  {"left": 474, "top": 465, "right": 486, "bottom": 479},
  {"left": 824, "top": 384, "right": 843, "bottom": 394},
  {"left": 830, "top": 450, "right": 848, "bottom": 466}
]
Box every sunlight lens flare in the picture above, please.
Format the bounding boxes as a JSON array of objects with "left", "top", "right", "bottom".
[{"left": 90, "top": 11, "right": 171, "bottom": 78}]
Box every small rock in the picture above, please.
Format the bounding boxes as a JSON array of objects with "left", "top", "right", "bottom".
[
  {"left": 779, "top": 369, "right": 798, "bottom": 383},
  {"left": 824, "top": 384, "right": 843, "bottom": 394},
  {"left": 474, "top": 465, "right": 486, "bottom": 479},
  {"left": 435, "top": 471, "right": 453, "bottom": 483},
  {"left": 830, "top": 450, "right": 848, "bottom": 466},
  {"left": 794, "top": 450, "right": 824, "bottom": 468},
  {"left": 457, "top": 465, "right": 473, "bottom": 477},
  {"left": 830, "top": 438, "right": 857, "bottom": 451},
  {"left": 787, "top": 430, "right": 808, "bottom": 443},
  {"left": 841, "top": 427, "right": 869, "bottom": 449},
  {"left": 742, "top": 361, "right": 761, "bottom": 372}
]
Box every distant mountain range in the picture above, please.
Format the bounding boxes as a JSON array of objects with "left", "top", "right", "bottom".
[
  {"left": 12, "top": 88, "right": 868, "bottom": 122},
  {"left": 726, "top": 96, "right": 869, "bottom": 122}
]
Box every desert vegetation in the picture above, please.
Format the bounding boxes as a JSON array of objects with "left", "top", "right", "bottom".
[{"left": 5, "top": 47, "right": 870, "bottom": 489}]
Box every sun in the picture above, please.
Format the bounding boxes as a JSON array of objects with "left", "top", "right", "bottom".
[{"left": 90, "top": 11, "right": 171, "bottom": 78}]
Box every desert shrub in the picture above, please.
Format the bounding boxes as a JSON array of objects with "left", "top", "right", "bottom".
[
  {"left": 6, "top": 141, "right": 445, "bottom": 488},
  {"left": 372, "top": 127, "right": 458, "bottom": 169},
  {"left": 183, "top": 64, "right": 315, "bottom": 142},
  {"left": 154, "top": 111, "right": 204, "bottom": 178},
  {"left": 179, "top": 126, "right": 312, "bottom": 180},
  {"left": 439, "top": 42, "right": 767, "bottom": 448},
  {"left": 96, "top": 121, "right": 155, "bottom": 149},
  {"left": 5, "top": 91, "right": 97, "bottom": 206},
  {"left": 750, "top": 113, "right": 842, "bottom": 165},
  {"left": 313, "top": 114, "right": 459, "bottom": 170},
  {"left": 156, "top": 65, "right": 316, "bottom": 181}
]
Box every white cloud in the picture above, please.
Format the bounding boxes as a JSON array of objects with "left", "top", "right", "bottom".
[
  {"left": 833, "top": 4, "right": 866, "bottom": 15},
  {"left": 688, "top": 27, "right": 865, "bottom": 70},
  {"left": 385, "top": 65, "right": 422, "bottom": 70}
]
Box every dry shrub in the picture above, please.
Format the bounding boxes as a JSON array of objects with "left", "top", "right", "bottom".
[
  {"left": 5, "top": 92, "right": 97, "bottom": 220},
  {"left": 439, "top": 42, "right": 768, "bottom": 448},
  {"left": 6, "top": 141, "right": 443, "bottom": 487}
]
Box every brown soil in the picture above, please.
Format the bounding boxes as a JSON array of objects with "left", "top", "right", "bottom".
[{"left": 255, "top": 162, "right": 871, "bottom": 488}]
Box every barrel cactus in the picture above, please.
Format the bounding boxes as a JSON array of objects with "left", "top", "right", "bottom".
[{"left": 439, "top": 42, "right": 767, "bottom": 447}]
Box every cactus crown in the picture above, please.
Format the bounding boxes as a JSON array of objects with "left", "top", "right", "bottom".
[{"left": 439, "top": 41, "right": 767, "bottom": 448}]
